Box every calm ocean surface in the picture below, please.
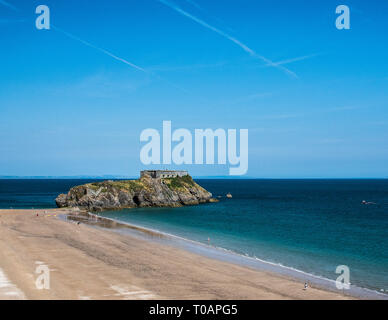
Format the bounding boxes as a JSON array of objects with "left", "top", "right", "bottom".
[{"left": 1, "top": 179, "right": 387, "bottom": 294}]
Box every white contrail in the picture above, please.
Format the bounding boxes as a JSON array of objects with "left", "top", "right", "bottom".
[
  {"left": 0, "top": 0, "right": 18, "bottom": 11},
  {"left": 52, "top": 25, "right": 189, "bottom": 93},
  {"left": 0, "top": 1, "right": 187, "bottom": 92},
  {"left": 181, "top": 0, "right": 235, "bottom": 33},
  {"left": 0, "top": 1, "right": 145, "bottom": 73},
  {"left": 158, "top": 0, "right": 297, "bottom": 78},
  {"left": 261, "top": 53, "right": 321, "bottom": 67},
  {"left": 52, "top": 25, "right": 147, "bottom": 73}
]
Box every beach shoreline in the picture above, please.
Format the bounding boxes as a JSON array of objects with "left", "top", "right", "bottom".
[
  {"left": 74, "top": 212, "right": 387, "bottom": 300},
  {"left": 0, "top": 208, "right": 357, "bottom": 300}
]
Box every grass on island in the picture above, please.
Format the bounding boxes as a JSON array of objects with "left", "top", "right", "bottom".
[
  {"left": 76, "top": 175, "right": 197, "bottom": 194},
  {"left": 162, "top": 175, "right": 196, "bottom": 190},
  {"left": 87, "top": 179, "right": 146, "bottom": 193}
]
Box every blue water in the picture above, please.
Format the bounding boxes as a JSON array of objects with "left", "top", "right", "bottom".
[
  {"left": 0, "top": 179, "right": 102, "bottom": 209},
  {"left": 1, "top": 179, "right": 387, "bottom": 294}
]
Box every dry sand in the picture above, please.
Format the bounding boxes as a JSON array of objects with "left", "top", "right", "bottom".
[{"left": 0, "top": 209, "right": 353, "bottom": 300}]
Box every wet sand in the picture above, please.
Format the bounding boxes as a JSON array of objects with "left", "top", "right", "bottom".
[{"left": 0, "top": 209, "right": 353, "bottom": 300}]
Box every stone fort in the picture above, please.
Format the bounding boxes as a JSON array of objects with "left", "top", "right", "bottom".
[{"left": 140, "top": 170, "right": 188, "bottom": 179}]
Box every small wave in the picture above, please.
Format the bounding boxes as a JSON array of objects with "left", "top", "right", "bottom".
[{"left": 94, "top": 212, "right": 388, "bottom": 300}]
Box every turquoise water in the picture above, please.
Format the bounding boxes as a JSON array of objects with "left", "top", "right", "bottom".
[
  {"left": 99, "top": 179, "right": 388, "bottom": 294},
  {"left": 1, "top": 179, "right": 387, "bottom": 294}
]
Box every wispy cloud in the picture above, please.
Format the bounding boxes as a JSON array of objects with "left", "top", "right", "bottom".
[
  {"left": 0, "top": 0, "right": 18, "bottom": 11},
  {"left": 325, "top": 106, "right": 360, "bottom": 112},
  {"left": 52, "top": 25, "right": 147, "bottom": 73},
  {"left": 52, "top": 25, "right": 189, "bottom": 93},
  {"left": 260, "top": 53, "right": 322, "bottom": 68},
  {"left": 153, "top": 53, "right": 320, "bottom": 72},
  {"left": 149, "top": 61, "right": 228, "bottom": 72},
  {"left": 3, "top": 1, "right": 189, "bottom": 94},
  {"left": 158, "top": 0, "right": 298, "bottom": 78},
  {"left": 0, "top": 0, "right": 160, "bottom": 85},
  {"left": 52, "top": 72, "right": 152, "bottom": 99}
]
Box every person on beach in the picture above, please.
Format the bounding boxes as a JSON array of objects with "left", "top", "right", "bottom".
[{"left": 304, "top": 282, "right": 309, "bottom": 290}]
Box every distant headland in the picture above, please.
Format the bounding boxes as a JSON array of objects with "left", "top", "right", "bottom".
[{"left": 56, "top": 171, "right": 216, "bottom": 212}]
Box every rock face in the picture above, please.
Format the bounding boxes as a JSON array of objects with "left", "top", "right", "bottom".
[{"left": 56, "top": 174, "right": 214, "bottom": 212}]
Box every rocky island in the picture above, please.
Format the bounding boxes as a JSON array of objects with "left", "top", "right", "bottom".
[{"left": 56, "top": 170, "right": 215, "bottom": 212}]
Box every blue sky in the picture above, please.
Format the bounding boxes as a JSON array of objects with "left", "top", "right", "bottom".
[{"left": 0, "top": 0, "right": 387, "bottom": 178}]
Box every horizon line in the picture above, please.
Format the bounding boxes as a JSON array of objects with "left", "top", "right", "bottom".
[{"left": 0, "top": 176, "right": 387, "bottom": 180}]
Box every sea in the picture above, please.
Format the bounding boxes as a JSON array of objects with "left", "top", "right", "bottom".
[{"left": 1, "top": 178, "right": 387, "bottom": 297}]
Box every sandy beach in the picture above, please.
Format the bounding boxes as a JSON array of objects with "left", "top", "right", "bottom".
[{"left": 0, "top": 209, "right": 353, "bottom": 300}]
